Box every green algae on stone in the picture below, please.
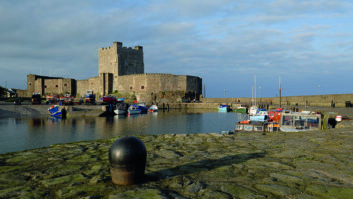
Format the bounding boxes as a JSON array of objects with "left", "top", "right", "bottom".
[
  {"left": 0, "top": 173, "right": 27, "bottom": 185},
  {"left": 0, "top": 165, "right": 27, "bottom": 173},
  {"left": 269, "top": 173, "right": 303, "bottom": 184},
  {"left": 66, "top": 154, "right": 98, "bottom": 163},
  {"left": 46, "top": 164, "right": 83, "bottom": 177},
  {"left": 306, "top": 184, "right": 353, "bottom": 199},
  {"left": 56, "top": 184, "right": 111, "bottom": 198},
  {"left": 6, "top": 152, "right": 43, "bottom": 164},
  {"left": 41, "top": 174, "right": 87, "bottom": 187},
  {"left": 109, "top": 188, "right": 167, "bottom": 199},
  {"left": 220, "top": 184, "right": 262, "bottom": 199},
  {"left": 200, "top": 190, "right": 232, "bottom": 199},
  {"left": 255, "top": 184, "right": 299, "bottom": 197},
  {"left": 0, "top": 186, "right": 32, "bottom": 198}
]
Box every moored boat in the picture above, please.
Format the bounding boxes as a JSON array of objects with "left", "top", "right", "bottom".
[
  {"left": 148, "top": 105, "right": 158, "bottom": 112},
  {"left": 233, "top": 106, "right": 247, "bottom": 114},
  {"left": 102, "top": 95, "right": 118, "bottom": 105},
  {"left": 218, "top": 104, "right": 230, "bottom": 112},
  {"left": 249, "top": 106, "right": 257, "bottom": 116},
  {"left": 280, "top": 112, "right": 321, "bottom": 132},
  {"left": 114, "top": 103, "right": 128, "bottom": 115},
  {"left": 137, "top": 103, "right": 149, "bottom": 113},
  {"left": 48, "top": 105, "right": 65, "bottom": 119},
  {"left": 128, "top": 105, "right": 141, "bottom": 115},
  {"left": 114, "top": 109, "right": 126, "bottom": 115}
]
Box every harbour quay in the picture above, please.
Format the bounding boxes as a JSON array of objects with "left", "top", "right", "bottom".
[{"left": 1, "top": 129, "right": 352, "bottom": 198}]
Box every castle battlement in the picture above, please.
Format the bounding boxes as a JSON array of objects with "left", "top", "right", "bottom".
[{"left": 99, "top": 41, "right": 143, "bottom": 52}]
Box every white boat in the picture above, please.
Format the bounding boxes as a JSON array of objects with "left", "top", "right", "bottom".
[
  {"left": 249, "top": 106, "right": 257, "bottom": 116},
  {"left": 114, "top": 109, "right": 126, "bottom": 115},
  {"left": 114, "top": 103, "right": 127, "bottom": 115},
  {"left": 128, "top": 105, "right": 141, "bottom": 115},
  {"left": 148, "top": 105, "right": 158, "bottom": 112}
]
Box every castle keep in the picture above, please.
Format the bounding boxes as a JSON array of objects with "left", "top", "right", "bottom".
[{"left": 18, "top": 41, "right": 202, "bottom": 103}]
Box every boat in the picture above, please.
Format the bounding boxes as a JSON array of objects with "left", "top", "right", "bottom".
[
  {"left": 279, "top": 112, "right": 321, "bottom": 132},
  {"left": 117, "top": 97, "right": 125, "bottom": 102},
  {"left": 102, "top": 95, "right": 118, "bottom": 105},
  {"left": 48, "top": 105, "right": 63, "bottom": 119},
  {"left": 148, "top": 105, "right": 158, "bottom": 112},
  {"left": 235, "top": 107, "right": 269, "bottom": 132},
  {"left": 233, "top": 106, "right": 247, "bottom": 114},
  {"left": 235, "top": 121, "right": 267, "bottom": 132},
  {"left": 249, "top": 106, "right": 257, "bottom": 116},
  {"left": 114, "top": 108, "right": 126, "bottom": 115},
  {"left": 218, "top": 104, "right": 230, "bottom": 112},
  {"left": 85, "top": 91, "right": 96, "bottom": 104},
  {"left": 128, "top": 105, "right": 141, "bottom": 115},
  {"left": 248, "top": 108, "right": 268, "bottom": 122},
  {"left": 114, "top": 103, "right": 128, "bottom": 115},
  {"left": 137, "top": 103, "right": 149, "bottom": 113}
]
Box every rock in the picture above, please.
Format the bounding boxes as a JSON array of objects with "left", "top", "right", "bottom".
[
  {"left": 269, "top": 173, "right": 303, "bottom": 184},
  {"left": 41, "top": 174, "right": 86, "bottom": 187},
  {"left": 1, "top": 131, "right": 353, "bottom": 198},
  {"left": 306, "top": 184, "right": 353, "bottom": 199},
  {"left": 220, "top": 184, "right": 262, "bottom": 199},
  {"left": 109, "top": 189, "right": 167, "bottom": 199},
  {"left": 255, "top": 184, "right": 299, "bottom": 196}
]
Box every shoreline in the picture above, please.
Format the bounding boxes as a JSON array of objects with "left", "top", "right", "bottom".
[
  {"left": 1, "top": 103, "right": 353, "bottom": 118},
  {"left": 1, "top": 130, "right": 353, "bottom": 198}
]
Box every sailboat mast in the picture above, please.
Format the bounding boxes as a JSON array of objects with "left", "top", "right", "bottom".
[
  {"left": 254, "top": 75, "right": 257, "bottom": 107},
  {"left": 279, "top": 76, "right": 282, "bottom": 108}
]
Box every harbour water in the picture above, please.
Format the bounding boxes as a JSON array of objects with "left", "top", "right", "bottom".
[{"left": 0, "top": 110, "right": 247, "bottom": 154}]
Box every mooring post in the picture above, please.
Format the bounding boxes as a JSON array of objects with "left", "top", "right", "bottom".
[{"left": 109, "top": 136, "right": 147, "bottom": 185}]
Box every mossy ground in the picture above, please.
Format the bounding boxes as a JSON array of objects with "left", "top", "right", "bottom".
[{"left": 0, "top": 129, "right": 353, "bottom": 198}]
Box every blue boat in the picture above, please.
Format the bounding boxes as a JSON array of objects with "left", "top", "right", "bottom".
[
  {"left": 218, "top": 105, "right": 230, "bottom": 112},
  {"left": 137, "top": 103, "right": 149, "bottom": 113},
  {"left": 128, "top": 105, "right": 141, "bottom": 115},
  {"left": 48, "top": 105, "right": 62, "bottom": 119}
]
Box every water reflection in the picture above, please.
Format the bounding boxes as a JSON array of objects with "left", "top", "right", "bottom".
[{"left": 0, "top": 110, "right": 247, "bottom": 154}]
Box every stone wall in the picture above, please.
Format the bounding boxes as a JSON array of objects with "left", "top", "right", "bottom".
[
  {"left": 26, "top": 74, "right": 76, "bottom": 96},
  {"left": 201, "top": 94, "right": 353, "bottom": 107},
  {"left": 270, "top": 94, "right": 353, "bottom": 107},
  {"left": 15, "top": 89, "right": 27, "bottom": 97},
  {"left": 26, "top": 74, "right": 36, "bottom": 96},
  {"left": 43, "top": 78, "right": 75, "bottom": 96},
  {"left": 76, "top": 76, "right": 100, "bottom": 97},
  {"left": 116, "top": 73, "right": 202, "bottom": 103}
]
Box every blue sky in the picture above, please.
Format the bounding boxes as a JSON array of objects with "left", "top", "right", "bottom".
[{"left": 1, "top": 0, "right": 353, "bottom": 97}]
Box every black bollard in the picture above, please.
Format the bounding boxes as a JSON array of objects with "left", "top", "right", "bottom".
[{"left": 109, "top": 136, "right": 147, "bottom": 185}]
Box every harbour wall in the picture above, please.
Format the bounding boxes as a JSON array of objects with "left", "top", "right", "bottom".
[{"left": 200, "top": 93, "right": 353, "bottom": 107}]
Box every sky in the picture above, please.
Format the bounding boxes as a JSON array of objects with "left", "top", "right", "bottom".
[{"left": 1, "top": 0, "right": 353, "bottom": 98}]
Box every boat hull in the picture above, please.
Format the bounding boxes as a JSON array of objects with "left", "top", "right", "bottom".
[
  {"left": 114, "top": 109, "right": 126, "bottom": 115},
  {"left": 128, "top": 109, "right": 141, "bottom": 115},
  {"left": 233, "top": 108, "right": 247, "bottom": 114}
]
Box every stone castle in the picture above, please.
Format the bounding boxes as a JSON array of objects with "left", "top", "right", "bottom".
[{"left": 17, "top": 41, "right": 202, "bottom": 103}]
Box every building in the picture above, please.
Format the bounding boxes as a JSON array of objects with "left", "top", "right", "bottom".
[{"left": 17, "top": 41, "right": 202, "bottom": 103}]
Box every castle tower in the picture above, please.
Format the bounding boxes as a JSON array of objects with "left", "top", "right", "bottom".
[{"left": 98, "top": 41, "right": 144, "bottom": 93}]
